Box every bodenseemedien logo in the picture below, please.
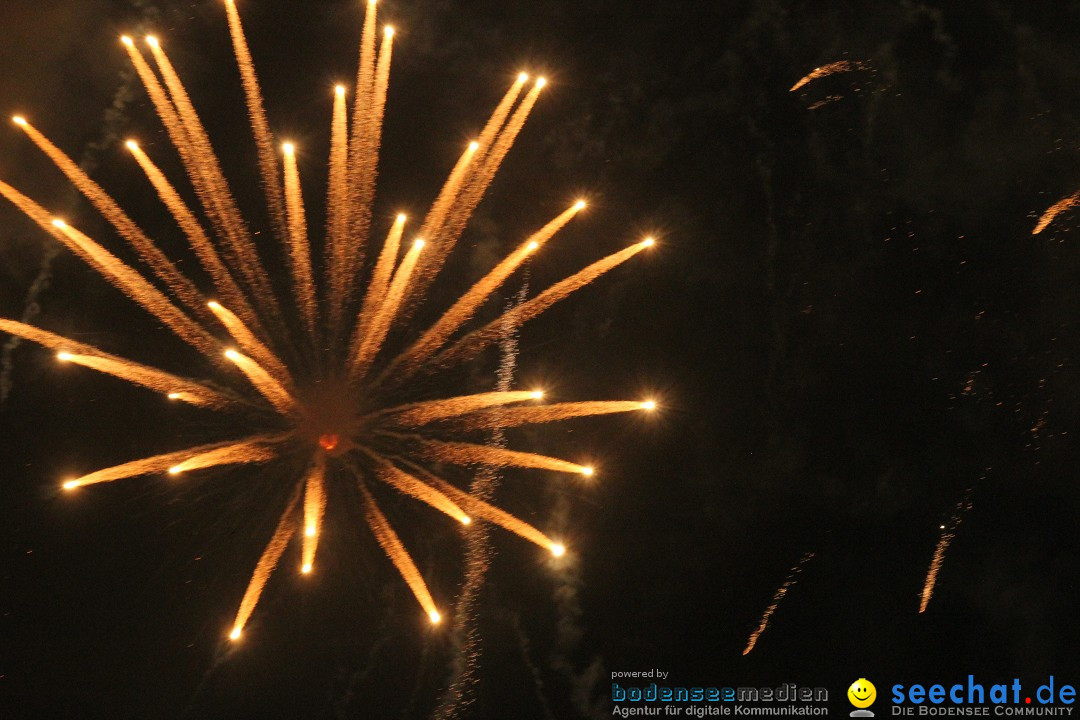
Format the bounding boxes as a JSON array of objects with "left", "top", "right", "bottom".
[{"left": 849, "top": 678, "right": 877, "bottom": 717}]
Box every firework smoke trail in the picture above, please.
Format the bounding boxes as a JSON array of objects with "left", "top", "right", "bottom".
[
  {"left": 223, "top": 0, "right": 287, "bottom": 242},
  {"left": 919, "top": 491, "right": 974, "bottom": 613},
  {"left": 0, "top": 0, "right": 658, "bottom": 642},
  {"left": 789, "top": 60, "right": 867, "bottom": 92},
  {"left": 1032, "top": 190, "right": 1079, "bottom": 235},
  {"left": 325, "top": 85, "right": 349, "bottom": 332},
  {"left": 434, "top": 284, "right": 526, "bottom": 720},
  {"left": 742, "top": 551, "right": 816, "bottom": 655}
]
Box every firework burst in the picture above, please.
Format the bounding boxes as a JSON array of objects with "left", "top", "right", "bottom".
[{"left": 0, "top": 0, "right": 657, "bottom": 641}]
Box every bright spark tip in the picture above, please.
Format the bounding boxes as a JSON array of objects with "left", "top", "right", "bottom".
[
  {"left": 168, "top": 466, "right": 182, "bottom": 475},
  {"left": 551, "top": 543, "right": 566, "bottom": 557},
  {"left": 581, "top": 466, "right": 595, "bottom": 476},
  {"left": 468, "top": 141, "right": 479, "bottom": 151},
  {"left": 12, "top": 116, "right": 26, "bottom": 126},
  {"left": 301, "top": 563, "right": 313, "bottom": 574},
  {"left": 62, "top": 480, "right": 79, "bottom": 491},
  {"left": 51, "top": 219, "right": 67, "bottom": 229},
  {"left": 145, "top": 36, "right": 159, "bottom": 48},
  {"left": 124, "top": 140, "right": 139, "bottom": 150},
  {"left": 531, "top": 390, "right": 544, "bottom": 399},
  {"left": 461, "top": 516, "right": 472, "bottom": 525},
  {"left": 528, "top": 241, "right": 539, "bottom": 250},
  {"left": 517, "top": 72, "right": 529, "bottom": 83},
  {"left": 335, "top": 85, "right": 346, "bottom": 96},
  {"left": 224, "top": 349, "right": 241, "bottom": 360},
  {"left": 574, "top": 200, "right": 587, "bottom": 210},
  {"left": 396, "top": 213, "right": 407, "bottom": 222},
  {"left": 413, "top": 239, "right": 425, "bottom": 249},
  {"left": 429, "top": 610, "right": 442, "bottom": 624},
  {"left": 56, "top": 352, "right": 73, "bottom": 361},
  {"left": 229, "top": 628, "right": 242, "bottom": 640},
  {"left": 207, "top": 300, "right": 221, "bottom": 309},
  {"left": 536, "top": 77, "right": 547, "bottom": 88},
  {"left": 642, "top": 237, "right": 655, "bottom": 247},
  {"left": 305, "top": 525, "right": 316, "bottom": 537},
  {"left": 385, "top": 26, "right": 394, "bottom": 37},
  {"left": 641, "top": 400, "right": 657, "bottom": 411},
  {"left": 282, "top": 142, "right": 295, "bottom": 155},
  {"left": 120, "top": 36, "right": 134, "bottom": 46},
  {"left": 167, "top": 392, "right": 181, "bottom": 400}
]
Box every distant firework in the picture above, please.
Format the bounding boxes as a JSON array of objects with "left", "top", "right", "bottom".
[
  {"left": 919, "top": 491, "right": 974, "bottom": 614},
  {"left": 0, "top": 0, "right": 658, "bottom": 641},
  {"left": 742, "top": 551, "right": 816, "bottom": 655}
]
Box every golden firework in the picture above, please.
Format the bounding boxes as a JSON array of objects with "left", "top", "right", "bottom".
[{"left": 0, "top": 1, "right": 656, "bottom": 639}]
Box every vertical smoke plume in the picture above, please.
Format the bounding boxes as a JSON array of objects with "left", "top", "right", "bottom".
[{"left": 433, "top": 281, "right": 527, "bottom": 720}]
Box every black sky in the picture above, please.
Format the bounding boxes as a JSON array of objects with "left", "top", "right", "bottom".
[{"left": 2, "top": 1, "right": 1080, "bottom": 718}]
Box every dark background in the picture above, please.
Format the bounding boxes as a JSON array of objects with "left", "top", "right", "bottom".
[{"left": 2, "top": 1, "right": 1079, "bottom": 717}]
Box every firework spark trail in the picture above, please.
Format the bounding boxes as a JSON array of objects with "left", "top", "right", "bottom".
[
  {"left": 415, "top": 80, "right": 546, "bottom": 300},
  {"left": 363, "top": 455, "right": 470, "bottom": 524},
  {"left": 0, "top": 181, "right": 215, "bottom": 359},
  {"left": 167, "top": 438, "right": 279, "bottom": 474},
  {"left": 63, "top": 436, "right": 278, "bottom": 489},
  {"left": 432, "top": 238, "right": 655, "bottom": 373},
  {"left": 348, "top": 239, "right": 425, "bottom": 379},
  {"left": 125, "top": 142, "right": 259, "bottom": 330},
  {"left": 1033, "top": 190, "right": 1079, "bottom": 235},
  {"left": 420, "top": 75, "right": 528, "bottom": 247},
  {"left": 742, "top": 551, "right": 816, "bottom": 655},
  {"left": 0, "top": 319, "right": 230, "bottom": 408},
  {"left": 383, "top": 390, "right": 542, "bottom": 426},
  {"left": 325, "top": 85, "right": 349, "bottom": 333},
  {"left": 11, "top": 119, "right": 208, "bottom": 321},
  {"left": 408, "top": 78, "right": 528, "bottom": 313},
  {"left": 223, "top": 0, "right": 287, "bottom": 241},
  {"left": 427, "top": 475, "right": 562, "bottom": 554},
  {"left": 338, "top": 0, "right": 381, "bottom": 306},
  {"left": 207, "top": 302, "right": 290, "bottom": 385},
  {"left": 919, "top": 491, "right": 974, "bottom": 613},
  {"left": 301, "top": 455, "right": 327, "bottom": 573},
  {"left": 418, "top": 440, "right": 593, "bottom": 475},
  {"left": 358, "top": 483, "right": 442, "bottom": 623},
  {"left": 224, "top": 349, "right": 296, "bottom": 413},
  {"left": 454, "top": 400, "right": 654, "bottom": 431},
  {"left": 789, "top": 60, "right": 866, "bottom": 92},
  {"left": 231, "top": 484, "right": 302, "bottom": 639},
  {"left": 416, "top": 142, "right": 480, "bottom": 250},
  {"left": 354, "top": 213, "right": 406, "bottom": 331},
  {"left": 281, "top": 144, "right": 318, "bottom": 339},
  {"left": 385, "top": 203, "right": 585, "bottom": 380},
  {"left": 49, "top": 219, "right": 220, "bottom": 358},
  {"left": 145, "top": 38, "right": 280, "bottom": 317},
  {"left": 120, "top": 38, "right": 252, "bottom": 292}
]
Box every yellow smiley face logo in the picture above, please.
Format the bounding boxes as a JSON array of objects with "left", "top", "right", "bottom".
[{"left": 848, "top": 678, "right": 876, "bottom": 708}]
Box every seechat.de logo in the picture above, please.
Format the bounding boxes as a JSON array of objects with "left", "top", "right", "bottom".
[{"left": 849, "top": 678, "right": 878, "bottom": 718}]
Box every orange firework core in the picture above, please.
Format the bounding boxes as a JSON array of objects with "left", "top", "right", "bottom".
[{"left": 318, "top": 434, "right": 340, "bottom": 451}]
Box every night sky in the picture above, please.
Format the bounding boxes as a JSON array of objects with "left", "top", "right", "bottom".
[{"left": 2, "top": 1, "right": 1080, "bottom": 718}]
